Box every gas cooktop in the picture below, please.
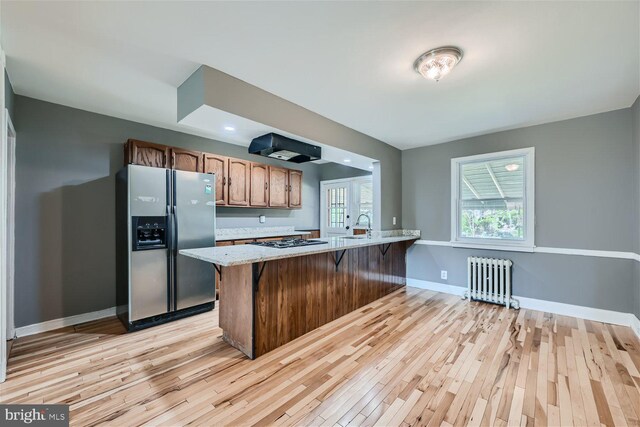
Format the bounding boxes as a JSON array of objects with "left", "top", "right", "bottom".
[{"left": 248, "top": 238, "right": 328, "bottom": 249}]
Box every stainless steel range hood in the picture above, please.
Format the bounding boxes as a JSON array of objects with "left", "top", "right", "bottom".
[{"left": 248, "top": 133, "right": 321, "bottom": 163}]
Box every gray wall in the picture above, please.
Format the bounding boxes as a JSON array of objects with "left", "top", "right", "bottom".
[
  {"left": 13, "top": 95, "right": 328, "bottom": 327},
  {"left": 180, "top": 66, "right": 402, "bottom": 230},
  {"left": 318, "top": 163, "right": 371, "bottom": 181},
  {"left": 403, "top": 108, "right": 638, "bottom": 314}
]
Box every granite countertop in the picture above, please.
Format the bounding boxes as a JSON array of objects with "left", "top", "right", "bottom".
[
  {"left": 215, "top": 226, "right": 311, "bottom": 242},
  {"left": 180, "top": 231, "right": 420, "bottom": 267}
]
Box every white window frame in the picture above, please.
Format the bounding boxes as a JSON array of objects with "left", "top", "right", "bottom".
[
  {"left": 451, "top": 147, "right": 535, "bottom": 252},
  {"left": 351, "top": 176, "right": 374, "bottom": 230}
]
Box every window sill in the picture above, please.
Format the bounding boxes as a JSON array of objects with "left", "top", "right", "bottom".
[{"left": 451, "top": 242, "right": 535, "bottom": 253}]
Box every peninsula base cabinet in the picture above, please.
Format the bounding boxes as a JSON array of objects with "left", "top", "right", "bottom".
[
  {"left": 125, "top": 139, "right": 303, "bottom": 210},
  {"left": 218, "top": 241, "right": 411, "bottom": 359}
]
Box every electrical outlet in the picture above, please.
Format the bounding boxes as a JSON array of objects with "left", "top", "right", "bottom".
[
  {"left": 393, "top": 217, "right": 397, "bottom": 225},
  {"left": 441, "top": 270, "right": 448, "bottom": 280},
  {"left": 259, "top": 215, "right": 266, "bottom": 224}
]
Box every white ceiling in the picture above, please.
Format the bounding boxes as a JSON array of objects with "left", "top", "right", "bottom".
[
  {"left": 179, "top": 105, "right": 377, "bottom": 171},
  {"left": 2, "top": 1, "right": 639, "bottom": 150}
]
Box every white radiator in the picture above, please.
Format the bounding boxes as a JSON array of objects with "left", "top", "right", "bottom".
[{"left": 464, "top": 257, "right": 519, "bottom": 309}]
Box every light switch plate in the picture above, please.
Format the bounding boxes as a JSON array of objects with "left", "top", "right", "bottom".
[
  {"left": 393, "top": 217, "right": 397, "bottom": 225},
  {"left": 441, "top": 270, "right": 448, "bottom": 280},
  {"left": 259, "top": 215, "right": 266, "bottom": 223}
]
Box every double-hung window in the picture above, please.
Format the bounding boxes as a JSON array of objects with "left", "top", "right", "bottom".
[{"left": 451, "top": 147, "right": 535, "bottom": 252}]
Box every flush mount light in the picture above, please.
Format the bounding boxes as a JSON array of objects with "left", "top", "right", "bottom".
[
  {"left": 505, "top": 163, "right": 520, "bottom": 172},
  {"left": 368, "top": 165, "right": 374, "bottom": 170},
  {"left": 414, "top": 46, "right": 463, "bottom": 81},
  {"left": 343, "top": 159, "right": 351, "bottom": 163},
  {"left": 224, "top": 126, "right": 235, "bottom": 132}
]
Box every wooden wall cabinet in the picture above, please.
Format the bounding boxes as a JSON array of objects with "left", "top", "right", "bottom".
[
  {"left": 228, "top": 159, "right": 251, "bottom": 206},
  {"left": 203, "top": 154, "right": 228, "bottom": 206},
  {"left": 171, "top": 148, "right": 203, "bottom": 172},
  {"left": 268, "top": 166, "right": 289, "bottom": 208},
  {"left": 125, "top": 139, "right": 168, "bottom": 169},
  {"left": 249, "top": 163, "right": 269, "bottom": 207},
  {"left": 124, "top": 140, "right": 303, "bottom": 209},
  {"left": 288, "top": 170, "right": 302, "bottom": 208}
]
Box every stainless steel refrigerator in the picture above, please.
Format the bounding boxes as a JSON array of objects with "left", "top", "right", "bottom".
[{"left": 116, "top": 164, "right": 216, "bottom": 331}]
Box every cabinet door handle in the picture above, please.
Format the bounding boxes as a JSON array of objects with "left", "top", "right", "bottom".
[
  {"left": 265, "top": 182, "right": 268, "bottom": 190},
  {"left": 228, "top": 177, "right": 231, "bottom": 186}
]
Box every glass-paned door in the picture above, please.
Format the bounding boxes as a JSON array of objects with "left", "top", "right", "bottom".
[{"left": 324, "top": 182, "right": 350, "bottom": 236}]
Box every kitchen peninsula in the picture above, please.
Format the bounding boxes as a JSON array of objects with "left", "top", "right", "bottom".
[{"left": 181, "top": 232, "right": 419, "bottom": 358}]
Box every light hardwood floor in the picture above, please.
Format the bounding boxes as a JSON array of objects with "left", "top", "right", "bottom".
[{"left": 1, "top": 287, "right": 639, "bottom": 426}]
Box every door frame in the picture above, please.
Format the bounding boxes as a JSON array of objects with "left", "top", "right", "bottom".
[
  {"left": 320, "top": 179, "right": 352, "bottom": 237},
  {"left": 319, "top": 176, "right": 375, "bottom": 238},
  {"left": 4, "top": 111, "right": 15, "bottom": 341},
  {"left": 0, "top": 107, "right": 15, "bottom": 383}
]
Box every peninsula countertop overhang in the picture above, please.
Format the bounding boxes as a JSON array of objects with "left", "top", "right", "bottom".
[{"left": 180, "top": 232, "right": 420, "bottom": 267}]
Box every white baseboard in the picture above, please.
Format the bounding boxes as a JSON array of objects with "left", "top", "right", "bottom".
[
  {"left": 407, "top": 278, "right": 640, "bottom": 339},
  {"left": 407, "top": 278, "right": 466, "bottom": 297},
  {"left": 14, "top": 307, "right": 116, "bottom": 338}
]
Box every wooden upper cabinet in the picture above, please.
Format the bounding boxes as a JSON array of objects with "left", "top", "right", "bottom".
[
  {"left": 268, "top": 166, "right": 289, "bottom": 208},
  {"left": 288, "top": 170, "right": 302, "bottom": 208},
  {"left": 203, "top": 154, "right": 228, "bottom": 206},
  {"left": 123, "top": 140, "right": 303, "bottom": 209},
  {"left": 125, "top": 139, "right": 168, "bottom": 168},
  {"left": 250, "top": 163, "right": 269, "bottom": 207},
  {"left": 171, "top": 148, "right": 203, "bottom": 172},
  {"left": 228, "top": 159, "right": 250, "bottom": 206}
]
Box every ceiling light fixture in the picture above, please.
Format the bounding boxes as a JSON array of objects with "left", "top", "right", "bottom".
[
  {"left": 505, "top": 163, "right": 520, "bottom": 172},
  {"left": 343, "top": 159, "right": 351, "bottom": 163},
  {"left": 224, "top": 126, "right": 235, "bottom": 132},
  {"left": 414, "top": 46, "right": 463, "bottom": 82},
  {"left": 369, "top": 165, "right": 374, "bottom": 170}
]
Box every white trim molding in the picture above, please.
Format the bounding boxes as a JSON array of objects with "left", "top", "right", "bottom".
[
  {"left": 534, "top": 246, "right": 640, "bottom": 261},
  {"left": 407, "top": 278, "right": 640, "bottom": 339},
  {"left": 413, "top": 239, "right": 640, "bottom": 262},
  {"left": 14, "top": 307, "right": 116, "bottom": 338}
]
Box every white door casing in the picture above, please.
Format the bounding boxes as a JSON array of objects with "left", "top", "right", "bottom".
[
  {"left": 0, "top": 42, "right": 7, "bottom": 382},
  {"left": 0, "top": 110, "right": 14, "bottom": 383},
  {"left": 5, "top": 111, "right": 15, "bottom": 341}
]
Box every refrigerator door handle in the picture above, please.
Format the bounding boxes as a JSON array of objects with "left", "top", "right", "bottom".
[
  {"left": 171, "top": 170, "right": 178, "bottom": 311},
  {"left": 173, "top": 206, "right": 179, "bottom": 252},
  {"left": 166, "top": 169, "right": 172, "bottom": 313}
]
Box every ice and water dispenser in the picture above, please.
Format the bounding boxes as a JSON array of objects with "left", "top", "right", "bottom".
[{"left": 132, "top": 216, "right": 167, "bottom": 251}]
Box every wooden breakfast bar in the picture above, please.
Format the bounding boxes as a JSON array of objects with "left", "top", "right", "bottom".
[{"left": 180, "top": 233, "right": 419, "bottom": 359}]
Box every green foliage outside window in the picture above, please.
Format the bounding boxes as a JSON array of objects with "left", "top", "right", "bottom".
[{"left": 461, "top": 205, "right": 524, "bottom": 240}]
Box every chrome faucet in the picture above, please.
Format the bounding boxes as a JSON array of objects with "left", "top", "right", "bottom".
[{"left": 355, "top": 214, "right": 372, "bottom": 239}]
